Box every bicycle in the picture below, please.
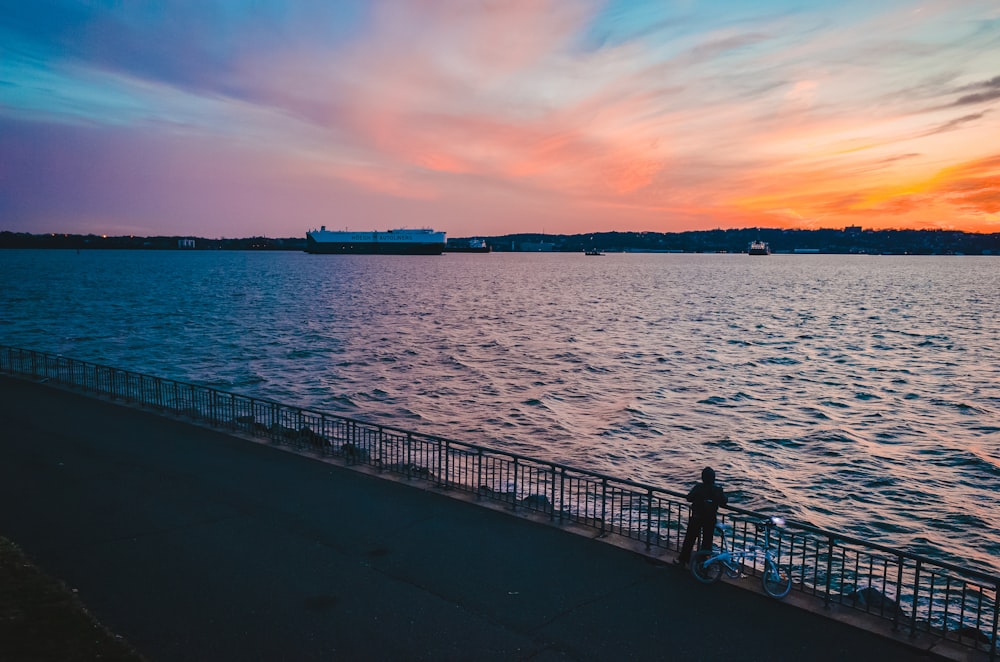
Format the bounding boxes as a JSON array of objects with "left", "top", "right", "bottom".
[{"left": 689, "top": 516, "right": 792, "bottom": 599}]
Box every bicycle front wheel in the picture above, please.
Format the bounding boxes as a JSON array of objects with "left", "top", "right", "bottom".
[
  {"left": 761, "top": 559, "right": 792, "bottom": 598},
  {"left": 690, "top": 550, "right": 723, "bottom": 584}
]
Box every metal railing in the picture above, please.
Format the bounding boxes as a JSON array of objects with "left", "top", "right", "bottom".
[{"left": 2, "top": 345, "right": 996, "bottom": 658}]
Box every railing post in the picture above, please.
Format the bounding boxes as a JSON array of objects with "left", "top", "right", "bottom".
[
  {"left": 441, "top": 440, "right": 449, "bottom": 488},
  {"left": 824, "top": 536, "right": 835, "bottom": 608},
  {"left": 558, "top": 467, "right": 566, "bottom": 524},
  {"left": 910, "top": 559, "right": 922, "bottom": 638},
  {"left": 989, "top": 580, "right": 998, "bottom": 661},
  {"left": 512, "top": 458, "right": 519, "bottom": 510},
  {"left": 549, "top": 464, "right": 557, "bottom": 522},
  {"left": 645, "top": 488, "right": 654, "bottom": 551},
  {"left": 600, "top": 478, "right": 608, "bottom": 537},
  {"left": 272, "top": 402, "right": 279, "bottom": 440},
  {"left": 405, "top": 431, "right": 412, "bottom": 479},
  {"left": 476, "top": 449, "right": 483, "bottom": 499},
  {"left": 436, "top": 438, "right": 443, "bottom": 485},
  {"left": 893, "top": 557, "right": 905, "bottom": 631},
  {"left": 248, "top": 397, "right": 258, "bottom": 434}
]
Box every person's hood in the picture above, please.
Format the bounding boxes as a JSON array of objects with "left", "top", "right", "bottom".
[{"left": 702, "top": 467, "right": 715, "bottom": 485}]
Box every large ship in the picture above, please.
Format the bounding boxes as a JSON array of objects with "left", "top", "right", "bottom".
[
  {"left": 305, "top": 227, "right": 447, "bottom": 255},
  {"left": 748, "top": 240, "right": 771, "bottom": 255}
]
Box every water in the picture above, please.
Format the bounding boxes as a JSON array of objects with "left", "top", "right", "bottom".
[{"left": 2, "top": 249, "right": 998, "bottom": 573}]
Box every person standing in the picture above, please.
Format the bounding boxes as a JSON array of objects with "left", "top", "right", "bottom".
[{"left": 675, "top": 467, "right": 728, "bottom": 566}]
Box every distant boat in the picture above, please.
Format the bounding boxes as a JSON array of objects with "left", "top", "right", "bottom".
[
  {"left": 305, "top": 226, "right": 446, "bottom": 255},
  {"left": 748, "top": 240, "right": 770, "bottom": 255},
  {"left": 584, "top": 249, "right": 605, "bottom": 256},
  {"left": 445, "top": 238, "right": 491, "bottom": 253}
]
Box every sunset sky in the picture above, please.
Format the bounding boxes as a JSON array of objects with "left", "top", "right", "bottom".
[{"left": 2, "top": 0, "right": 999, "bottom": 238}]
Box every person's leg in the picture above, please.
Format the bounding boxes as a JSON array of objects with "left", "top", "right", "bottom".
[
  {"left": 698, "top": 519, "right": 716, "bottom": 551},
  {"left": 678, "top": 518, "right": 700, "bottom": 563}
]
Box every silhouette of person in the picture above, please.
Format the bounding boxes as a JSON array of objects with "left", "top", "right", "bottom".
[{"left": 676, "top": 466, "right": 728, "bottom": 566}]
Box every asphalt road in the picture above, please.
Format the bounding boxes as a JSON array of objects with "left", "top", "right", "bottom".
[{"left": 0, "top": 376, "right": 940, "bottom": 661}]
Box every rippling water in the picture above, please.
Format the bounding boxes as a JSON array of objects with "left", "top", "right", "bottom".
[{"left": 2, "top": 249, "right": 998, "bottom": 573}]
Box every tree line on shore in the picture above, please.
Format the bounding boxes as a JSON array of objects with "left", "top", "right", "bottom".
[{"left": 2, "top": 227, "right": 998, "bottom": 255}]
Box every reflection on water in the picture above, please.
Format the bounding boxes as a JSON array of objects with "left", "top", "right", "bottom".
[{"left": 2, "top": 249, "right": 998, "bottom": 572}]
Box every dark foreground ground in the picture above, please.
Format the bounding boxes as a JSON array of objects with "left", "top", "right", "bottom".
[
  {"left": 0, "top": 376, "right": 952, "bottom": 661},
  {"left": 0, "top": 535, "right": 144, "bottom": 661}
]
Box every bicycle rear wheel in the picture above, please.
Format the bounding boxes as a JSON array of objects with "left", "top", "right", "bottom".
[
  {"left": 761, "top": 559, "right": 791, "bottom": 598},
  {"left": 690, "top": 550, "right": 723, "bottom": 584}
]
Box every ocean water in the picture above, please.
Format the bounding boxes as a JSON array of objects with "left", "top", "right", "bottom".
[{"left": 2, "top": 249, "right": 998, "bottom": 573}]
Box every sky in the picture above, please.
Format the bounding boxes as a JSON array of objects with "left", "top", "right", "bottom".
[{"left": 1, "top": 1, "right": 999, "bottom": 239}]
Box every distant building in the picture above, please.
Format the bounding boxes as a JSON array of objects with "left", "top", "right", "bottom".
[
  {"left": 845, "top": 226, "right": 862, "bottom": 234},
  {"left": 178, "top": 238, "right": 195, "bottom": 249}
]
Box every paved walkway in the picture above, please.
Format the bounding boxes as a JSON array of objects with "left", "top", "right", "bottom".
[{"left": 0, "top": 376, "right": 945, "bottom": 661}]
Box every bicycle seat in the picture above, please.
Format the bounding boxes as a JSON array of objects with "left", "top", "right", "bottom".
[{"left": 754, "top": 516, "right": 785, "bottom": 529}]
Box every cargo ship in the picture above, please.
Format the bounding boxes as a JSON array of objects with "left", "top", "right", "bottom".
[{"left": 305, "top": 227, "right": 447, "bottom": 255}]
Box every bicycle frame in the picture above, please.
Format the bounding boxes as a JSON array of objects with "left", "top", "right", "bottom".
[
  {"left": 691, "top": 517, "right": 792, "bottom": 599},
  {"left": 710, "top": 522, "right": 778, "bottom": 577}
]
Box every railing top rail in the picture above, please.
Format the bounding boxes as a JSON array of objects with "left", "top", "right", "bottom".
[
  {"left": 3, "top": 344, "right": 999, "bottom": 586},
  {"left": 722, "top": 502, "right": 1000, "bottom": 584},
  {"left": 2, "top": 345, "right": 692, "bottom": 496}
]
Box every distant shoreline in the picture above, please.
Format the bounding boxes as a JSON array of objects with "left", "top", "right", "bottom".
[{"left": 2, "top": 227, "right": 998, "bottom": 255}]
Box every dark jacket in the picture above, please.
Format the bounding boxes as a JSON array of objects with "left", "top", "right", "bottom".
[{"left": 686, "top": 482, "right": 727, "bottom": 520}]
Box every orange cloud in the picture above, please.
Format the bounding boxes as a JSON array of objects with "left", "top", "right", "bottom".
[{"left": 724, "top": 152, "right": 1000, "bottom": 232}]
